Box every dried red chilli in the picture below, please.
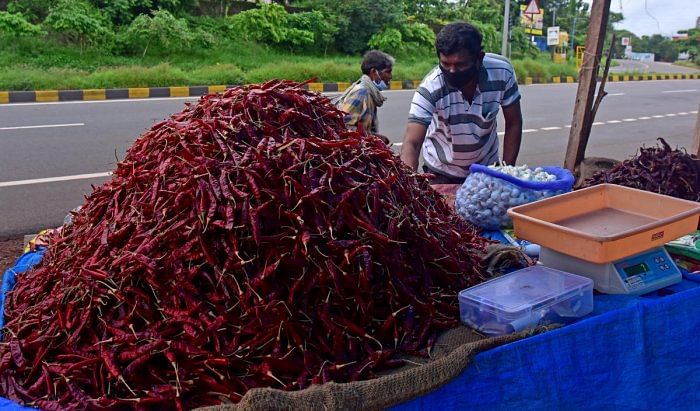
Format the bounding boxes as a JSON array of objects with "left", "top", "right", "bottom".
[
  {"left": 580, "top": 137, "right": 700, "bottom": 201},
  {"left": 0, "top": 80, "right": 491, "bottom": 409}
]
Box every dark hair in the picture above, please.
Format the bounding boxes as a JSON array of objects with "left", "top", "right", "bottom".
[
  {"left": 435, "top": 22, "right": 483, "bottom": 57},
  {"left": 361, "top": 50, "right": 395, "bottom": 75}
]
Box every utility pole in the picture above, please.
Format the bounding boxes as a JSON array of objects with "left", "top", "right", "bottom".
[
  {"left": 569, "top": 0, "right": 578, "bottom": 51},
  {"left": 501, "top": 0, "right": 511, "bottom": 57},
  {"left": 692, "top": 103, "right": 700, "bottom": 157}
]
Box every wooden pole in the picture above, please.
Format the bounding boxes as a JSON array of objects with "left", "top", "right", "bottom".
[
  {"left": 563, "top": 0, "right": 612, "bottom": 171},
  {"left": 692, "top": 103, "right": 700, "bottom": 157}
]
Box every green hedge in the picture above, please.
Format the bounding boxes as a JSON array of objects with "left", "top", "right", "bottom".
[{"left": 0, "top": 56, "right": 580, "bottom": 91}]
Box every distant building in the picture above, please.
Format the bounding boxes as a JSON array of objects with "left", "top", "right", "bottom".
[{"left": 697, "top": 16, "right": 700, "bottom": 29}]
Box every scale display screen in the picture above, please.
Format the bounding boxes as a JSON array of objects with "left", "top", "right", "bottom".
[{"left": 623, "top": 262, "right": 649, "bottom": 277}]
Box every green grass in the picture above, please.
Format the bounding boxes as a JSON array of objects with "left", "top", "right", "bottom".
[
  {"left": 0, "top": 36, "right": 581, "bottom": 90},
  {"left": 673, "top": 60, "right": 700, "bottom": 70}
]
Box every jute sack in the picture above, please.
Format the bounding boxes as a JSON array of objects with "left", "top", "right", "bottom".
[{"left": 195, "top": 325, "right": 547, "bottom": 411}]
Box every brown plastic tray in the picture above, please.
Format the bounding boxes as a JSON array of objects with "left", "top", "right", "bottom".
[{"left": 507, "top": 184, "right": 700, "bottom": 263}]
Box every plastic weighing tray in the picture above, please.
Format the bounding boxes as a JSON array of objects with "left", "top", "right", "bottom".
[
  {"left": 507, "top": 184, "right": 700, "bottom": 263},
  {"left": 458, "top": 266, "right": 593, "bottom": 336}
]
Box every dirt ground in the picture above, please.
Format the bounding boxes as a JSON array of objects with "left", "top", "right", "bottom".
[{"left": 0, "top": 238, "right": 23, "bottom": 276}]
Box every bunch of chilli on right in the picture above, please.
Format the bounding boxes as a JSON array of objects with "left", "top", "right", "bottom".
[{"left": 580, "top": 137, "right": 700, "bottom": 202}]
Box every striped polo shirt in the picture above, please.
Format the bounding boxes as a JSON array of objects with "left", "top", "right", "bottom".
[{"left": 408, "top": 53, "right": 521, "bottom": 178}]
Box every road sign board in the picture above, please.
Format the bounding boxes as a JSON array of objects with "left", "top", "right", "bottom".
[
  {"left": 621, "top": 37, "right": 630, "bottom": 46},
  {"left": 520, "top": 4, "right": 545, "bottom": 35},
  {"left": 524, "top": 0, "right": 540, "bottom": 15},
  {"left": 547, "top": 26, "right": 560, "bottom": 46}
]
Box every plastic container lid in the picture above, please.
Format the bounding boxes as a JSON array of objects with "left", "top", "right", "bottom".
[{"left": 459, "top": 265, "right": 593, "bottom": 320}]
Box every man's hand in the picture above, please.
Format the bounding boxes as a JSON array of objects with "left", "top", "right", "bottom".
[
  {"left": 400, "top": 123, "right": 428, "bottom": 171},
  {"left": 501, "top": 101, "right": 523, "bottom": 166}
]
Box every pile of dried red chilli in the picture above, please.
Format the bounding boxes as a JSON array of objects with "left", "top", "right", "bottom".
[
  {"left": 581, "top": 138, "right": 699, "bottom": 201},
  {"left": 0, "top": 80, "right": 492, "bottom": 409}
]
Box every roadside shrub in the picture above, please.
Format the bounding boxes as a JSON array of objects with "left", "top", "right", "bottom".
[
  {"left": 187, "top": 64, "right": 245, "bottom": 86},
  {"left": 511, "top": 60, "right": 527, "bottom": 80},
  {"left": 522, "top": 59, "right": 547, "bottom": 80},
  {"left": 0, "top": 66, "right": 86, "bottom": 90},
  {"left": 245, "top": 61, "right": 356, "bottom": 83},
  {"left": 85, "top": 63, "right": 189, "bottom": 88}
]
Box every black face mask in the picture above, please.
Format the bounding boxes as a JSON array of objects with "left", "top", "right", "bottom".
[{"left": 440, "top": 64, "right": 479, "bottom": 89}]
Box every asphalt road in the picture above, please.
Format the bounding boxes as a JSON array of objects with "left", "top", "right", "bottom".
[
  {"left": 610, "top": 59, "right": 699, "bottom": 74},
  {"left": 1, "top": 79, "right": 698, "bottom": 239}
]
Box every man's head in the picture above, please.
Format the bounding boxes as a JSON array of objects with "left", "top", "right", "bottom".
[
  {"left": 361, "top": 50, "right": 394, "bottom": 89},
  {"left": 435, "top": 22, "right": 485, "bottom": 89}
]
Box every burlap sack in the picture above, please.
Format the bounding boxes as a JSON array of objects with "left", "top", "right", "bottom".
[{"left": 195, "top": 325, "right": 547, "bottom": 411}]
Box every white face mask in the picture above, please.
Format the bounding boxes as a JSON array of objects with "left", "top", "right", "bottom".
[{"left": 374, "top": 79, "right": 388, "bottom": 91}]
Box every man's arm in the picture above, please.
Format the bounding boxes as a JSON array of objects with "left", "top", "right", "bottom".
[
  {"left": 400, "top": 122, "right": 428, "bottom": 171},
  {"left": 501, "top": 100, "right": 523, "bottom": 166}
]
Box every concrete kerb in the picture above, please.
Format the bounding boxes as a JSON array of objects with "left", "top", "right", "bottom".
[{"left": 0, "top": 73, "right": 698, "bottom": 104}]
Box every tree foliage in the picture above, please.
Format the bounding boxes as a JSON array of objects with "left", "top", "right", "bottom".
[
  {"left": 121, "top": 9, "right": 195, "bottom": 57},
  {"left": 228, "top": 3, "right": 315, "bottom": 50},
  {"left": 44, "top": 0, "right": 112, "bottom": 51},
  {"left": 6, "top": 0, "right": 53, "bottom": 23},
  {"left": 0, "top": 11, "right": 45, "bottom": 37}
]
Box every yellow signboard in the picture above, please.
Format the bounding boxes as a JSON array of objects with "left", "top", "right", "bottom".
[
  {"left": 576, "top": 46, "right": 585, "bottom": 69},
  {"left": 520, "top": 4, "right": 545, "bottom": 36}
]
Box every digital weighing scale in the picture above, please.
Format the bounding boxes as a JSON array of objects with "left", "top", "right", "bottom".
[
  {"left": 539, "top": 246, "right": 681, "bottom": 295},
  {"left": 507, "top": 184, "right": 700, "bottom": 296}
]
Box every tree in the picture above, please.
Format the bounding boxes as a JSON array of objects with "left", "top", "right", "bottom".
[
  {"left": 302, "top": 0, "right": 405, "bottom": 55},
  {"left": 86, "top": 0, "right": 200, "bottom": 26},
  {"left": 121, "top": 9, "right": 194, "bottom": 57},
  {"left": 44, "top": 0, "right": 112, "bottom": 52},
  {"left": 6, "top": 0, "right": 53, "bottom": 23},
  {"left": 0, "top": 11, "right": 45, "bottom": 37},
  {"left": 676, "top": 28, "right": 699, "bottom": 64},
  {"left": 635, "top": 34, "right": 679, "bottom": 62},
  {"left": 228, "top": 3, "right": 315, "bottom": 51},
  {"left": 287, "top": 10, "right": 338, "bottom": 54}
]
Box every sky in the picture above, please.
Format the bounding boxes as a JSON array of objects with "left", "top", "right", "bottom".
[{"left": 605, "top": 0, "right": 700, "bottom": 37}]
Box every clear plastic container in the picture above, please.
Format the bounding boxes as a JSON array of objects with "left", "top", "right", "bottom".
[{"left": 458, "top": 266, "right": 594, "bottom": 336}]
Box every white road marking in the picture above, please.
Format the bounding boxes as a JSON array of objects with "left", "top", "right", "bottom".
[
  {"left": 497, "top": 131, "right": 505, "bottom": 136},
  {"left": 0, "top": 122, "right": 84, "bottom": 130},
  {"left": 607, "top": 120, "right": 622, "bottom": 123},
  {"left": 652, "top": 115, "right": 665, "bottom": 118},
  {"left": 523, "top": 129, "right": 537, "bottom": 133},
  {"left": 392, "top": 142, "right": 403, "bottom": 147},
  {"left": 692, "top": 110, "right": 699, "bottom": 114},
  {"left": 592, "top": 122, "right": 605, "bottom": 126},
  {"left": 607, "top": 93, "right": 625, "bottom": 96},
  {"left": 564, "top": 125, "right": 572, "bottom": 128},
  {"left": 623, "top": 118, "right": 636, "bottom": 122},
  {"left": 0, "top": 98, "right": 196, "bottom": 107},
  {"left": 541, "top": 126, "right": 561, "bottom": 130},
  {"left": 0, "top": 172, "right": 111, "bottom": 188},
  {"left": 661, "top": 89, "right": 697, "bottom": 93},
  {"left": 665, "top": 113, "right": 677, "bottom": 117},
  {"left": 677, "top": 112, "right": 688, "bottom": 115},
  {"left": 638, "top": 116, "right": 651, "bottom": 120}
]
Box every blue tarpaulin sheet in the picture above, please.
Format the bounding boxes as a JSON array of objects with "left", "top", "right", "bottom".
[
  {"left": 392, "top": 278, "right": 700, "bottom": 410},
  {"left": 2, "top": 250, "right": 700, "bottom": 410}
]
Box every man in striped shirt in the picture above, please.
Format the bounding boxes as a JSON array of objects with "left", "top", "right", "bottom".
[{"left": 400, "top": 22, "right": 523, "bottom": 184}]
